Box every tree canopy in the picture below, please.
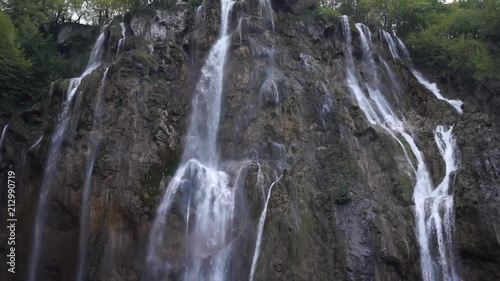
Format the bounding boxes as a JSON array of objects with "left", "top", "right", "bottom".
[
  {"left": 0, "top": 0, "right": 498, "bottom": 117},
  {"left": 321, "top": 0, "right": 500, "bottom": 81}
]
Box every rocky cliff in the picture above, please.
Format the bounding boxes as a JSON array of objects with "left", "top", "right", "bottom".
[{"left": 0, "top": 1, "right": 499, "bottom": 281}]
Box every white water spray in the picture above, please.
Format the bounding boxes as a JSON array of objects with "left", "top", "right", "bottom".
[{"left": 145, "top": 0, "right": 236, "bottom": 280}]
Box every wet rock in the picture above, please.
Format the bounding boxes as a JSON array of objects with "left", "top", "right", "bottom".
[{"left": 1, "top": 3, "right": 499, "bottom": 281}]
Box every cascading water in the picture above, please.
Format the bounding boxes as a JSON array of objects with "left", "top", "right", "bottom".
[
  {"left": 426, "top": 125, "right": 460, "bottom": 281},
  {"left": 341, "top": 16, "right": 379, "bottom": 125},
  {"left": 27, "top": 25, "right": 108, "bottom": 281},
  {"left": 381, "top": 29, "right": 400, "bottom": 59},
  {"left": 341, "top": 16, "right": 461, "bottom": 281},
  {"left": 145, "top": 0, "right": 236, "bottom": 280},
  {"left": 75, "top": 67, "right": 109, "bottom": 281},
  {"left": 18, "top": 134, "right": 44, "bottom": 196},
  {"left": 118, "top": 22, "right": 126, "bottom": 53},
  {"left": 0, "top": 124, "right": 9, "bottom": 160},
  {"left": 248, "top": 174, "right": 282, "bottom": 281},
  {"left": 392, "top": 37, "right": 463, "bottom": 114},
  {"left": 259, "top": 0, "right": 275, "bottom": 30}
]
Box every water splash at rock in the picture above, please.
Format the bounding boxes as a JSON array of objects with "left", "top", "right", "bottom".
[{"left": 145, "top": 0, "right": 236, "bottom": 280}]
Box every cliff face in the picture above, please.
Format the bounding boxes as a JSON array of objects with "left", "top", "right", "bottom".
[{"left": 0, "top": 1, "right": 499, "bottom": 281}]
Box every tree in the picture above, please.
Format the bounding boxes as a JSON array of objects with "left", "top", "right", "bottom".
[{"left": 0, "top": 11, "right": 32, "bottom": 115}]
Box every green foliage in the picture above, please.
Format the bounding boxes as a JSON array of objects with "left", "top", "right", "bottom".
[
  {"left": 295, "top": 8, "right": 317, "bottom": 25},
  {"left": 406, "top": 1, "right": 500, "bottom": 81},
  {"left": 321, "top": 0, "right": 500, "bottom": 83},
  {"left": 187, "top": 0, "right": 203, "bottom": 8},
  {"left": 0, "top": 10, "right": 67, "bottom": 116},
  {"left": 0, "top": 11, "right": 32, "bottom": 115},
  {"left": 334, "top": 184, "right": 351, "bottom": 205},
  {"left": 16, "top": 17, "right": 66, "bottom": 91},
  {"left": 316, "top": 6, "right": 341, "bottom": 22}
]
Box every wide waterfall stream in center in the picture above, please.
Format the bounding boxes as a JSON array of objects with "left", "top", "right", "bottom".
[
  {"left": 145, "top": 0, "right": 238, "bottom": 279},
  {"left": 145, "top": 0, "right": 286, "bottom": 279}
]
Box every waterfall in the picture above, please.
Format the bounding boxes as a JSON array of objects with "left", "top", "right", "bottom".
[
  {"left": 426, "top": 126, "right": 460, "bottom": 281},
  {"left": 381, "top": 29, "right": 400, "bottom": 59},
  {"left": 341, "top": 16, "right": 460, "bottom": 281},
  {"left": 248, "top": 174, "right": 282, "bottom": 281},
  {"left": 18, "top": 134, "right": 44, "bottom": 196},
  {"left": 118, "top": 22, "right": 126, "bottom": 53},
  {"left": 145, "top": 0, "right": 236, "bottom": 280},
  {"left": 0, "top": 124, "right": 9, "bottom": 160},
  {"left": 259, "top": 0, "right": 275, "bottom": 30},
  {"left": 75, "top": 67, "right": 109, "bottom": 281},
  {"left": 27, "top": 25, "right": 107, "bottom": 281},
  {"left": 394, "top": 37, "right": 464, "bottom": 114},
  {"left": 237, "top": 17, "right": 249, "bottom": 42},
  {"left": 341, "top": 16, "right": 379, "bottom": 125},
  {"left": 195, "top": 0, "right": 207, "bottom": 25}
]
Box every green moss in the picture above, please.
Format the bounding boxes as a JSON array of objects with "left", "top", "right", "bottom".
[
  {"left": 139, "top": 162, "right": 165, "bottom": 209},
  {"left": 162, "top": 152, "right": 180, "bottom": 176},
  {"left": 334, "top": 184, "right": 352, "bottom": 205},
  {"left": 294, "top": 9, "right": 317, "bottom": 25},
  {"left": 131, "top": 49, "right": 156, "bottom": 76},
  {"left": 325, "top": 142, "right": 360, "bottom": 205},
  {"left": 397, "top": 134, "right": 418, "bottom": 168},
  {"left": 316, "top": 7, "right": 341, "bottom": 23},
  {"left": 374, "top": 133, "right": 398, "bottom": 171},
  {"left": 395, "top": 173, "right": 413, "bottom": 203},
  {"left": 139, "top": 152, "right": 180, "bottom": 210},
  {"left": 462, "top": 258, "right": 496, "bottom": 279},
  {"left": 54, "top": 78, "right": 70, "bottom": 94},
  {"left": 326, "top": 144, "right": 360, "bottom": 179},
  {"left": 82, "top": 68, "right": 104, "bottom": 90}
]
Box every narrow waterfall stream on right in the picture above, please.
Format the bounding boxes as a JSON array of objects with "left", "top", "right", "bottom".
[{"left": 342, "top": 15, "right": 462, "bottom": 281}]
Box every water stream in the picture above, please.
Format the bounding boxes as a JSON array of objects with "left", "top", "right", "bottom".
[
  {"left": 0, "top": 124, "right": 9, "bottom": 160},
  {"left": 118, "top": 22, "right": 126, "bottom": 53},
  {"left": 248, "top": 174, "right": 282, "bottom": 281},
  {"left": 393, "top": 37, "right": 463, "bottom": 114},
  {"left": 75, "top": 67, "right": 109, "bottom": 281},
  {"left": 342, "top": 16, "right": 460, "bottom": 281},
  {"left": 145, "top": 0, "right": 236, "bottom": 280},
  {"left": 27, "top": 25, "right": 108, "bottom": 281}
]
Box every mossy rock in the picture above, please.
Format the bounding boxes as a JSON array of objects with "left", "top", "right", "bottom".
[
  {"left": 139, "top": 152, "right": 180, "bottom": 211},
  {"left": 394, "top": 173, "right": 413, "bottom": 203},
  {"left": 334, "top": 183, "right": 352, "bottom": 205}
]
